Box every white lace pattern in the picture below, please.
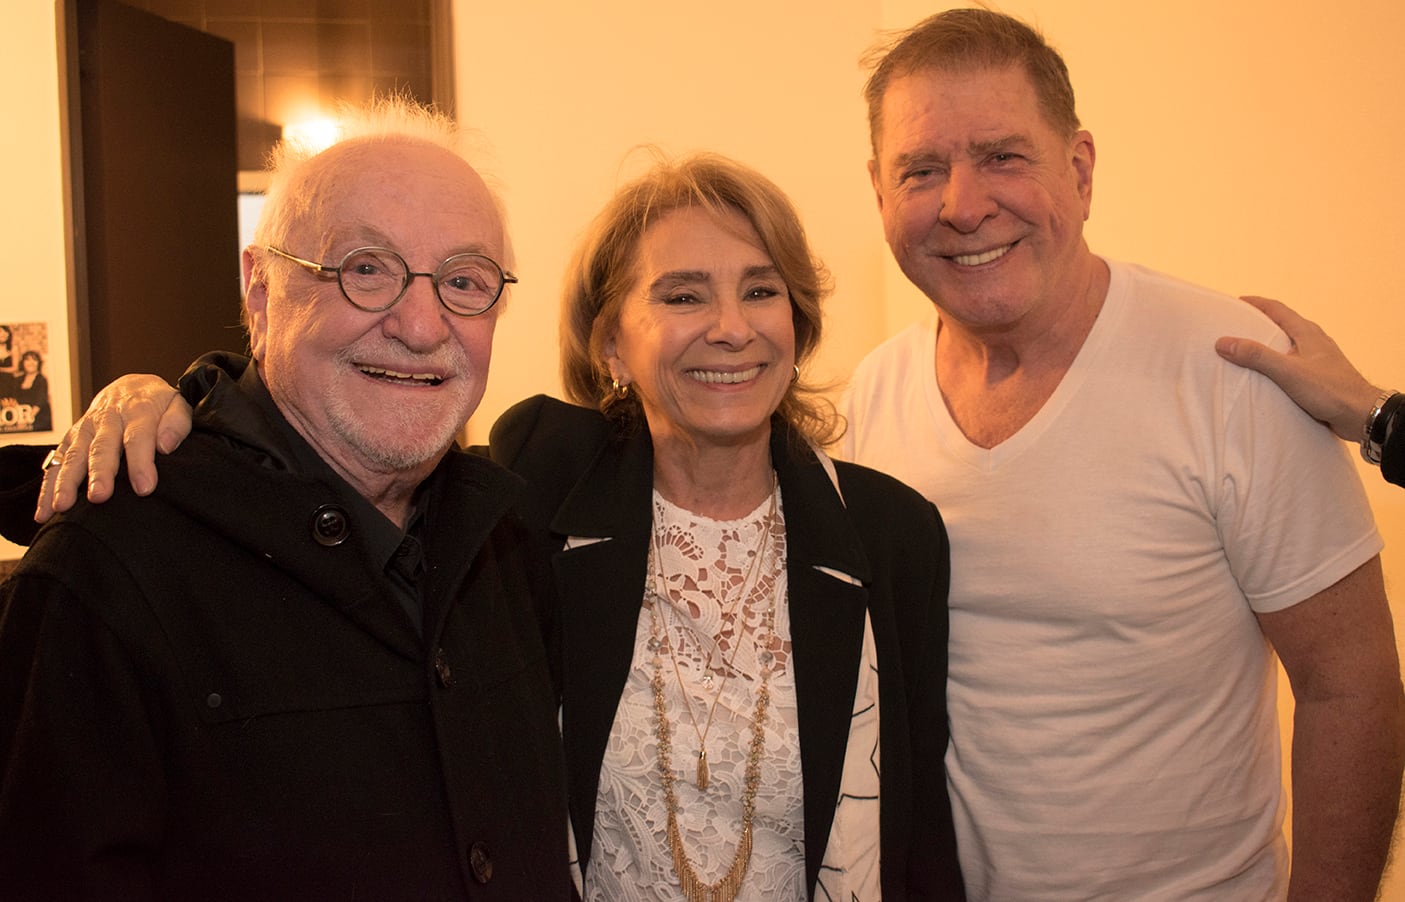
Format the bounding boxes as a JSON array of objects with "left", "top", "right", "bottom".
[{"left": 582, "top": 487, "right": 805, "bottom": 901}]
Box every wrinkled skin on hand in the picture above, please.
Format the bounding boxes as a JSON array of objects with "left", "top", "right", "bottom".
[{"left": 38, "top": 374, "right": 191, "bottom": 522}]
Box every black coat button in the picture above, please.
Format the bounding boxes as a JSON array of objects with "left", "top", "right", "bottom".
[
  {"left": 434, "top": 648, "right": 454, "bottom": 688},
  {"left": 310, "top": 505, "right": 351, "bottom": 546},
  {"left": 467, "top": 842, "right": 492, "bottom": 884}
]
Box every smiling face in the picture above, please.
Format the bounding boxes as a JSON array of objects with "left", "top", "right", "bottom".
[
  {"left": 244, "top": 138, "right": 503, "bottom": 485},
  {"left": 605, "top": 205, "right": 796, "bottom": 456},
  {"left": 870, "top": 64, "right": 1095, "bottom": 334}
]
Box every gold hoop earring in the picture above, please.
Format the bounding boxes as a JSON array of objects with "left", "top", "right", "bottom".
[
  {"left": 791, "top": 365, "right": 800, "bottom": 384},
  {"left": 612, "top": 378, "right": 631, "bottom": 399}
]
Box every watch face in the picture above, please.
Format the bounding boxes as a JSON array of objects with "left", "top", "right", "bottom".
[{"left": 1363, "top": 392, "right": 1404, "bottom": 465}]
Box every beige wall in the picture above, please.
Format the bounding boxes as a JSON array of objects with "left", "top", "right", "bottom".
[
  {"left": 0, "top": 0, "right": 72, "bottom": 560},
  {"left": 3, "top": 0, "right": 1404, "bottom": 893}
]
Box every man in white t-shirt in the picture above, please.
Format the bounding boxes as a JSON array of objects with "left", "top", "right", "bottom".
[{"left": 844, "top": 9, "right": 1405, "bottom": 900}]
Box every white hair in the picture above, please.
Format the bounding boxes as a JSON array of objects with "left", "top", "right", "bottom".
[{"left": 252, "top": 94, "right": 514, "bottom": 268}]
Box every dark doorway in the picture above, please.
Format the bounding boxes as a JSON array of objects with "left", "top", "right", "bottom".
[{"left": 62, "top": 0, "right": 244, "bottom": 405}]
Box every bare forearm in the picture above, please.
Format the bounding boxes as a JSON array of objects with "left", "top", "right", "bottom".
[{"left": 1285, "top": 694, "right": 1405, "bottom": 901}]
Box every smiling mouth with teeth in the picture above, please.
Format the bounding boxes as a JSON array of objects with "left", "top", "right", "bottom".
[
  {"left": 359, "top": 365, "right": 444, "bottom": 386},
  {"left": 950, "top": 244, "right": 1013, "bottom": 267},
  {"left": 687, "top": 365, "right": 763, "bottom": 384}
]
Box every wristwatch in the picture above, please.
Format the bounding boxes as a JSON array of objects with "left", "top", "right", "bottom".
[{"left": 1362, "top": 389, "right": 1404, "bottom": 465}]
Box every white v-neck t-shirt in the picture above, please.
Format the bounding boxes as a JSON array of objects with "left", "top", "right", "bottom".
[{"left": 841, "top": 259, "right": 1381, "bottom": 900}]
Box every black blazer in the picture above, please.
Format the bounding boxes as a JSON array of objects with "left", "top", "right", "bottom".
[{"left": 489, "top": 395, "right": 964, "bottom": 900}]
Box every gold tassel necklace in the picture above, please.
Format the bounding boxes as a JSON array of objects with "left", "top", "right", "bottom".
[
  {"left": 651, "top": 477, "right": 776, "bottom": 791},
  {"left": 647, "top": 476, "right": 779, "bottom": 902}
]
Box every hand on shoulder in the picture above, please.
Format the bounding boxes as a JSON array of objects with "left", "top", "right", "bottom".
[{"left": 1215, "top": 296, "right": 1383, "bottom": 442}]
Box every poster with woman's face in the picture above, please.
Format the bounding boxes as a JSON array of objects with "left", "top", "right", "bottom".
[{"left": 0, "top": 323, "right": 52, "bottom": 434}]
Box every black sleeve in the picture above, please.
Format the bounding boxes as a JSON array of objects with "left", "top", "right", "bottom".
[
  {"left": 0, "top": 536, "right": 165, "bottom": 898},
  {"left": 0, "top": 351, "right": 253, "bottom": 548},
  {"left": 487, "top": 395, "right": 611, "bottom": 703},
  {"left": 0, "top": 444, "right": 51, "bottom": 546},
  {"left": 1382, "top": 401, "right": 1405, "bottom": 488},
  {"left": 177, "top": 351, "right": 252, "bottom": 405}
]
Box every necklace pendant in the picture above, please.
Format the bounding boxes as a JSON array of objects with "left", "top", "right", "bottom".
[{"left": 696, "top": 749, "right": 709, "bottom": 791}]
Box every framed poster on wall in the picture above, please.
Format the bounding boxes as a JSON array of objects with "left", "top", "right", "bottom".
[{"left": 0, "top": 322, "right": 53, "bottom": 435}]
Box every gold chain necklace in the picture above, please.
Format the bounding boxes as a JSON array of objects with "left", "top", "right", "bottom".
[
  {"left": 650, "top": 477, "right": 777, "bottom": 791},
  {"left": 647, "top": 478, "right": 780, "bottom": 902}
]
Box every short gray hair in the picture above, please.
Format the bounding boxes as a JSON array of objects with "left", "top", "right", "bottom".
[
  {"left": 252, "top": 94, "right": 513, "bottom": 269},
  {"left": 863, "top": 8, "right": 1080, "bottom": 160}
]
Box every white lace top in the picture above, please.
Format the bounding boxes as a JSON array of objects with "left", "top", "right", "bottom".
[{"left": 581, "top": 485, "right": 805, "bottom": 901}]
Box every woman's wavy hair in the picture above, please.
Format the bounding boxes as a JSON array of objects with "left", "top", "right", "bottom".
[{"left": 559, "top": 151, "right": 839, "bottom": 447}]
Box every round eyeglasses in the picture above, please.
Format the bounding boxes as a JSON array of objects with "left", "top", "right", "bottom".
[{"left": 263, "top": 245, "right": 517, "bottom": 317}]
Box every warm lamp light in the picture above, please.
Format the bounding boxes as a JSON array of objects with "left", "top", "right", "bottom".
[{"left": 281, "top": 117, "right": 341, "bottom": 154}]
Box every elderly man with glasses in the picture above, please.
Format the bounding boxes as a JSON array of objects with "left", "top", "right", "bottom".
[{"left": 0, "top": 99, "right": 570, "bottom": 900}]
